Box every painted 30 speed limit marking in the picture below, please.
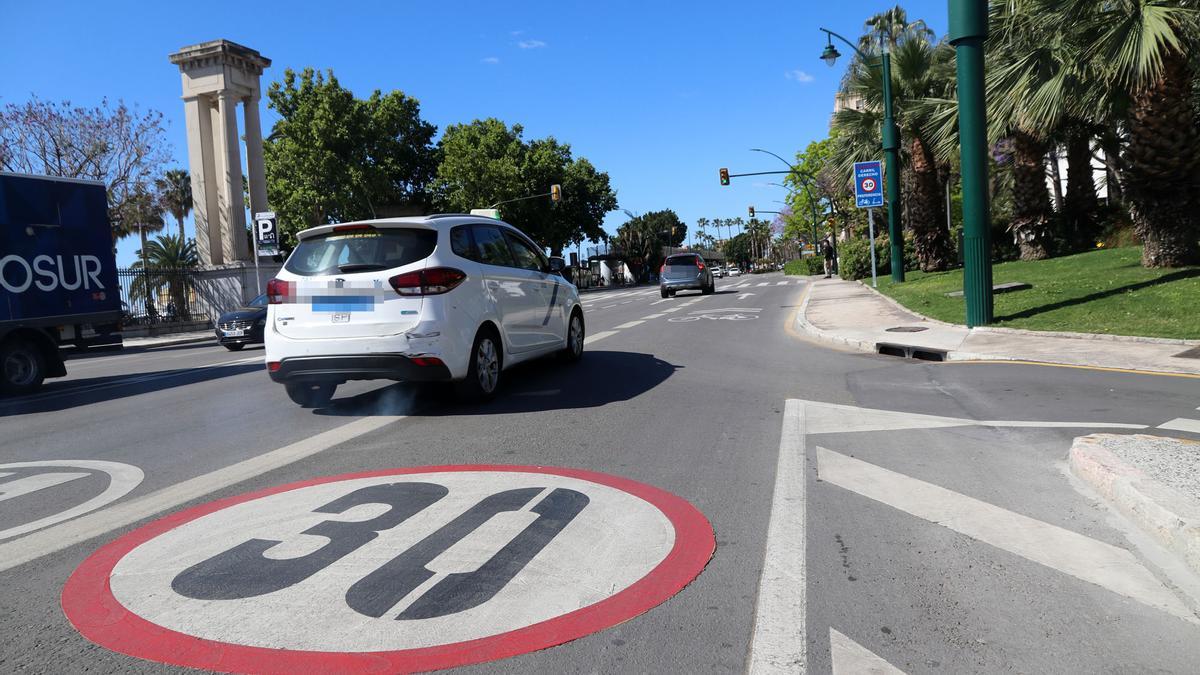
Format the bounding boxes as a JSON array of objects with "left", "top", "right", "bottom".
[{"left": 63, "top": 465, "right": 714, "bottom": 674}]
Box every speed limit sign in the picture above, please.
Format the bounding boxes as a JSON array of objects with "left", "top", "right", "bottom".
[{"left": 64, "top": 465, "right": 714, "bottom": 673}]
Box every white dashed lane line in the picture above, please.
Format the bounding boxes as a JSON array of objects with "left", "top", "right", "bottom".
[
  {"left": 641, "top": 314, "right": 665, "bottom": 320},
  {"left": 614, "top": 320, "right": 645, "bottom": 329}
]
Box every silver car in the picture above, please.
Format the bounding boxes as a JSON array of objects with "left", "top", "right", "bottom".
[{"left": 660, "top": 253, "right": 715, "bottom": 298}]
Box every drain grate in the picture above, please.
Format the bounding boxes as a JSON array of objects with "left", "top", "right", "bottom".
[
  {"left": 885, "top": 326, "right": 929, "bottom": 333},
  {"left": 1173, "top": 346, "right": 1200, "bottom": 359}
]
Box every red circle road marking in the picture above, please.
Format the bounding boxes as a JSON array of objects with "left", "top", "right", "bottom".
[{"left": 62, "top": 465, "right": 715, "bottom": 674}]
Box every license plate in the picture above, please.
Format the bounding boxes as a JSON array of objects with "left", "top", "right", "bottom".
[
  {"left": 224, "top": 329, "right": 245, "bottom": 337},
  {"left": 331, "top": 312, "right": 351, "bottom": 323}
]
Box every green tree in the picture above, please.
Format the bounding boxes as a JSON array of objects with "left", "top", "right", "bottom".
[
  {"left": 156, "top": 168, "right": 192, "bottom": 241},
  {"left": 614, "top": 209, "right": 686, "bottom": 279},
  {"left": 434, "top": 119, "right": 618, "bottom": 254},
  {"left": 263, "top": 68, "right": 438, "bottom": 246}
]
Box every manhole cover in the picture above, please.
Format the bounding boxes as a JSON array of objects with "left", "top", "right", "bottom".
[
  {"left": 885, "top": 326, "right": 929, "bottom": 333},
  {"left": 1173, "top": 346, "right": 1200, "bottom": 359}
]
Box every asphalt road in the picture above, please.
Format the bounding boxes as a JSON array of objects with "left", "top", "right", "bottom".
[{"left": 1, "top": 271, "right": 1198, "bottom": 674}]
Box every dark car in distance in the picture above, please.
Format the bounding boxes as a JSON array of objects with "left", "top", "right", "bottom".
[
  {"left": 660, "top": 253, "right": 715, "bottom": 298},
  {"left": 216, "top": 293, "right": 267, "bottom": 350}
]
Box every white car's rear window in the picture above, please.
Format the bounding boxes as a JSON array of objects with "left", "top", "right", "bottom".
[{"left": 285, "top": 228, "right": 437, "bottom": 276}]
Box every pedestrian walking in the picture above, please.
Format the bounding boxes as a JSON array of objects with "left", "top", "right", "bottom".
[{"left": 822, "top": 236, "right": 835, "bottom": 278}]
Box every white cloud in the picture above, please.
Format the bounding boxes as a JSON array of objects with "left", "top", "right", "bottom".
[
  {"left": 481, "top": 56, "right": 500, "bottom": 64},
  {"left": 510, "top": 30, "right": 524, "bottom": 36},
  {"left": 785, "top": 69, "right": 815, "bottom": 83},
  {"left": 517, "top": 40, "right": 547, "bottom": 49}
]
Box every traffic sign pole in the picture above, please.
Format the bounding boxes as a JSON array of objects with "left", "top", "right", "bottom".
[{"left": 868, "top": 208, "right": 878, "bottom": 288}]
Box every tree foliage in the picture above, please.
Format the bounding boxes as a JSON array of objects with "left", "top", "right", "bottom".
[
  {"left": 0, "top": 97, "right": 171, "bottom": 242},
  {"left": 263, "top": 68, "right": 439, "bottom": 247},
  {"left": 433, "top": 118, "right": 618, "bottom": 254},
  {"left": 614, "top": 209, "right": 686, "bottom": 277}
]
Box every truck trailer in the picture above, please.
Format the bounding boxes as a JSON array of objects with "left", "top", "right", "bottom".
[{"left": 1, "top": 172, "right": 122, "bottom": 394}]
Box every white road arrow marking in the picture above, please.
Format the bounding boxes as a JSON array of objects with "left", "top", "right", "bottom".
[
  {"left": 815, "top": 446, "right": 1197, "bottom": 623},
  {"left": 738, "top": 292, "right": 755, "bottom": 300},
  {"left": 830, "top": 627, "right": 907, "bottom": 675}
]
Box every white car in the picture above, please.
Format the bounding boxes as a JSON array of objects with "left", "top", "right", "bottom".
[
  {"left": 265, "top": 215, "right": 585, "bottom": 407},
  {"left": 727, "top": 266, "right": 741, "bottom": 277},
  {"left": 712, "top": 266, "right": 725, "bottom": 279}
]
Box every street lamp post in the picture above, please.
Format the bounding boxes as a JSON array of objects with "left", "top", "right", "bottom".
[
  {"left": 949, "top": 0, "right": 993, "bottom": 326},
  {"left": 819, "top": 28, "right": 905, "bottom": 282},
  {"left": 750, "top": 149, "right": 825, "bottom": 251}
]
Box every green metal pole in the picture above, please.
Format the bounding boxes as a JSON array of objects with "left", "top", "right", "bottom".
[
  {"left": 949, "top": 0, "right": 993, "bottom": 326},
  {"left": 880, "top": 50, "right": 905, "bottom": 283}
]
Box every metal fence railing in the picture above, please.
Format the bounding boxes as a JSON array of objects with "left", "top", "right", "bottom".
[{"left": 116, "top": 268, "right": 210, "bottom": 326}]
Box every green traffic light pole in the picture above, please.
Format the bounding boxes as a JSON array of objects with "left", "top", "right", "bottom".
[
  {"left": 820, "top": 27, "right": 904, "bottom": 282},
  {"left": 949, "top": 0, "right": 993, "bottom": 326}
]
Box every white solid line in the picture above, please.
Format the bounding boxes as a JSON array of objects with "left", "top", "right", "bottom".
[
  {"left": 661, "top": 307, "right": 683, "bottom": 313},
  {"left": 798, "top": 399, "right": 1147, "bottom": 436},
  {"left": 641, "top": 314, "right": 665, "bottom": 320},
  {"left": 748, "top": 399, "right": 807, "bottom": 673},
  {"left": 815, "top": 446, "right": 1196, "bottom": 623},
  {"left": 776, "top": 281, "right": 789, "bottom": 286},
  {"left": 756, "top": 282, "right": 770, "bottom": 287},
  {"left": 0, "top": 415, "right": 405, "bottom": 573},
  {"left": 585, "top": 330, "right": 618, "bottom": 345},
  {"left": 600, "top": 304, "right": 618, "bottom": 309},
  {"left": 614, "top": 320, "right": 645, "bottom": 329},
  {"left": 651, "top": 299, "right": 670, "bottom": 305},
  {"left": 1158, "top": 418, "right": 1200, "bottom": 434},
  {"left": 830, "top": 628, "right": 906, "bottom": 675}
]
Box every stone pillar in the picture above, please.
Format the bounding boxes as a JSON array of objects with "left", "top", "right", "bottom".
[
  {"left": 242, "top": 93, "right": 269, "bottom": 222},
  {"left": 169, "top": 40, "right": 271, "bottom": 267},
  {"left": 215, "top": 91, "right": 249, "bottom": 261}
]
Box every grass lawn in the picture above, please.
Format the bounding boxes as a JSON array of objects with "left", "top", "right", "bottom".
[{"left": 874, "top": 246, "right": 1199, "bottom": 340}]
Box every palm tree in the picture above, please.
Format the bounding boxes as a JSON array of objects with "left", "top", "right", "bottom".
[
  {"left": 833, "top": 32, "right": 957, "bottom": 271},
  {"left": 1056, "top": 0, "right": 1200, "bottom": 266},
  {"left": 858, "top": 5, "right": 936, "bottom": 53},
  {"left": 132, "top": 233, "right": 199, "bottom": 320},
  {"left": 156, "top": 169, "right": 192, "bottom": 241}
]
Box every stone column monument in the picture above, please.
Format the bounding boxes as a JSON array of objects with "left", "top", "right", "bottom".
[{"left": 168, "top": 40, "right": 271, "bottom": 267}]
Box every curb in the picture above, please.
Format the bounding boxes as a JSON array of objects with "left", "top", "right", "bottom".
[
  {"left": 1069, "top": 434, "right": 1200, "bottom": 577},
  {"left": 853, "top": 280, "right": 1200, "bottom": 345},
  {"left": 796, "top": 284, "right": 1200, "bottom": 375},
  {"left": 123, "top": 335, "right": 216, "bottom": 350}
]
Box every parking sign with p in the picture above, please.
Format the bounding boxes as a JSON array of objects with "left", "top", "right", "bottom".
[{"left": 254, "top": 211, "right": 278, "bottom": 256}]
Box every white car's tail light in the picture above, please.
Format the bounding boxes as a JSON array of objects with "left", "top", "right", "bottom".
[
  {"left": 266, "top": 278, "right": 294, "bottom": 304},
  {"left": 388, "top": 268, "right": 467, "bottom": 296}
]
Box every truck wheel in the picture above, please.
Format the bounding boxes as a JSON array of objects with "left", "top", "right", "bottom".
[
  {"left": 1, "top": 340, "right": 46, "bottom": 395},
  {"left": 285, "top": 382, "right": 336, "bottom": 408}
]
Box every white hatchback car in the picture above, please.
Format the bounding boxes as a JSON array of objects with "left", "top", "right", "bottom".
[{"left": 265, "top": 215, "right": 585, "bottom": 407}]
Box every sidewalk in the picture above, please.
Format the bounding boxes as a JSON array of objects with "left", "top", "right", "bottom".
[
  {"left": 796, "top": 276, "right": 1200, "bottom": 376},
  {"left": 121, "top": 330, "right": 216, "bottom": 350}
]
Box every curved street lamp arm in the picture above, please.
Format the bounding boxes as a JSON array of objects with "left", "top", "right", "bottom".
[{"left": 819, "top": 28, "right": 872, "bottom": 62}]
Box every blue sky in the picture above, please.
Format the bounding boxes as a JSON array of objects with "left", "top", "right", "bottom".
[{"left": 1, "top": 0, "right": 948, "bottom": 267}]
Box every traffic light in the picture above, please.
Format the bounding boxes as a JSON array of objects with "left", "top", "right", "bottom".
[
  {"left": 748, "top": 206, "right": 755, "bottom": 218},
  {"left": 550, "top": 184, "right": 562, "bottom": 203},
  {"left": 719, "top": 168, "right": 730, "bottom": 186}
]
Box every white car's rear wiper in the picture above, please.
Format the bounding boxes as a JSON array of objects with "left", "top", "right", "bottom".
[{"left": 337, "top": 263, "right": 389, "bottom": 273}]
